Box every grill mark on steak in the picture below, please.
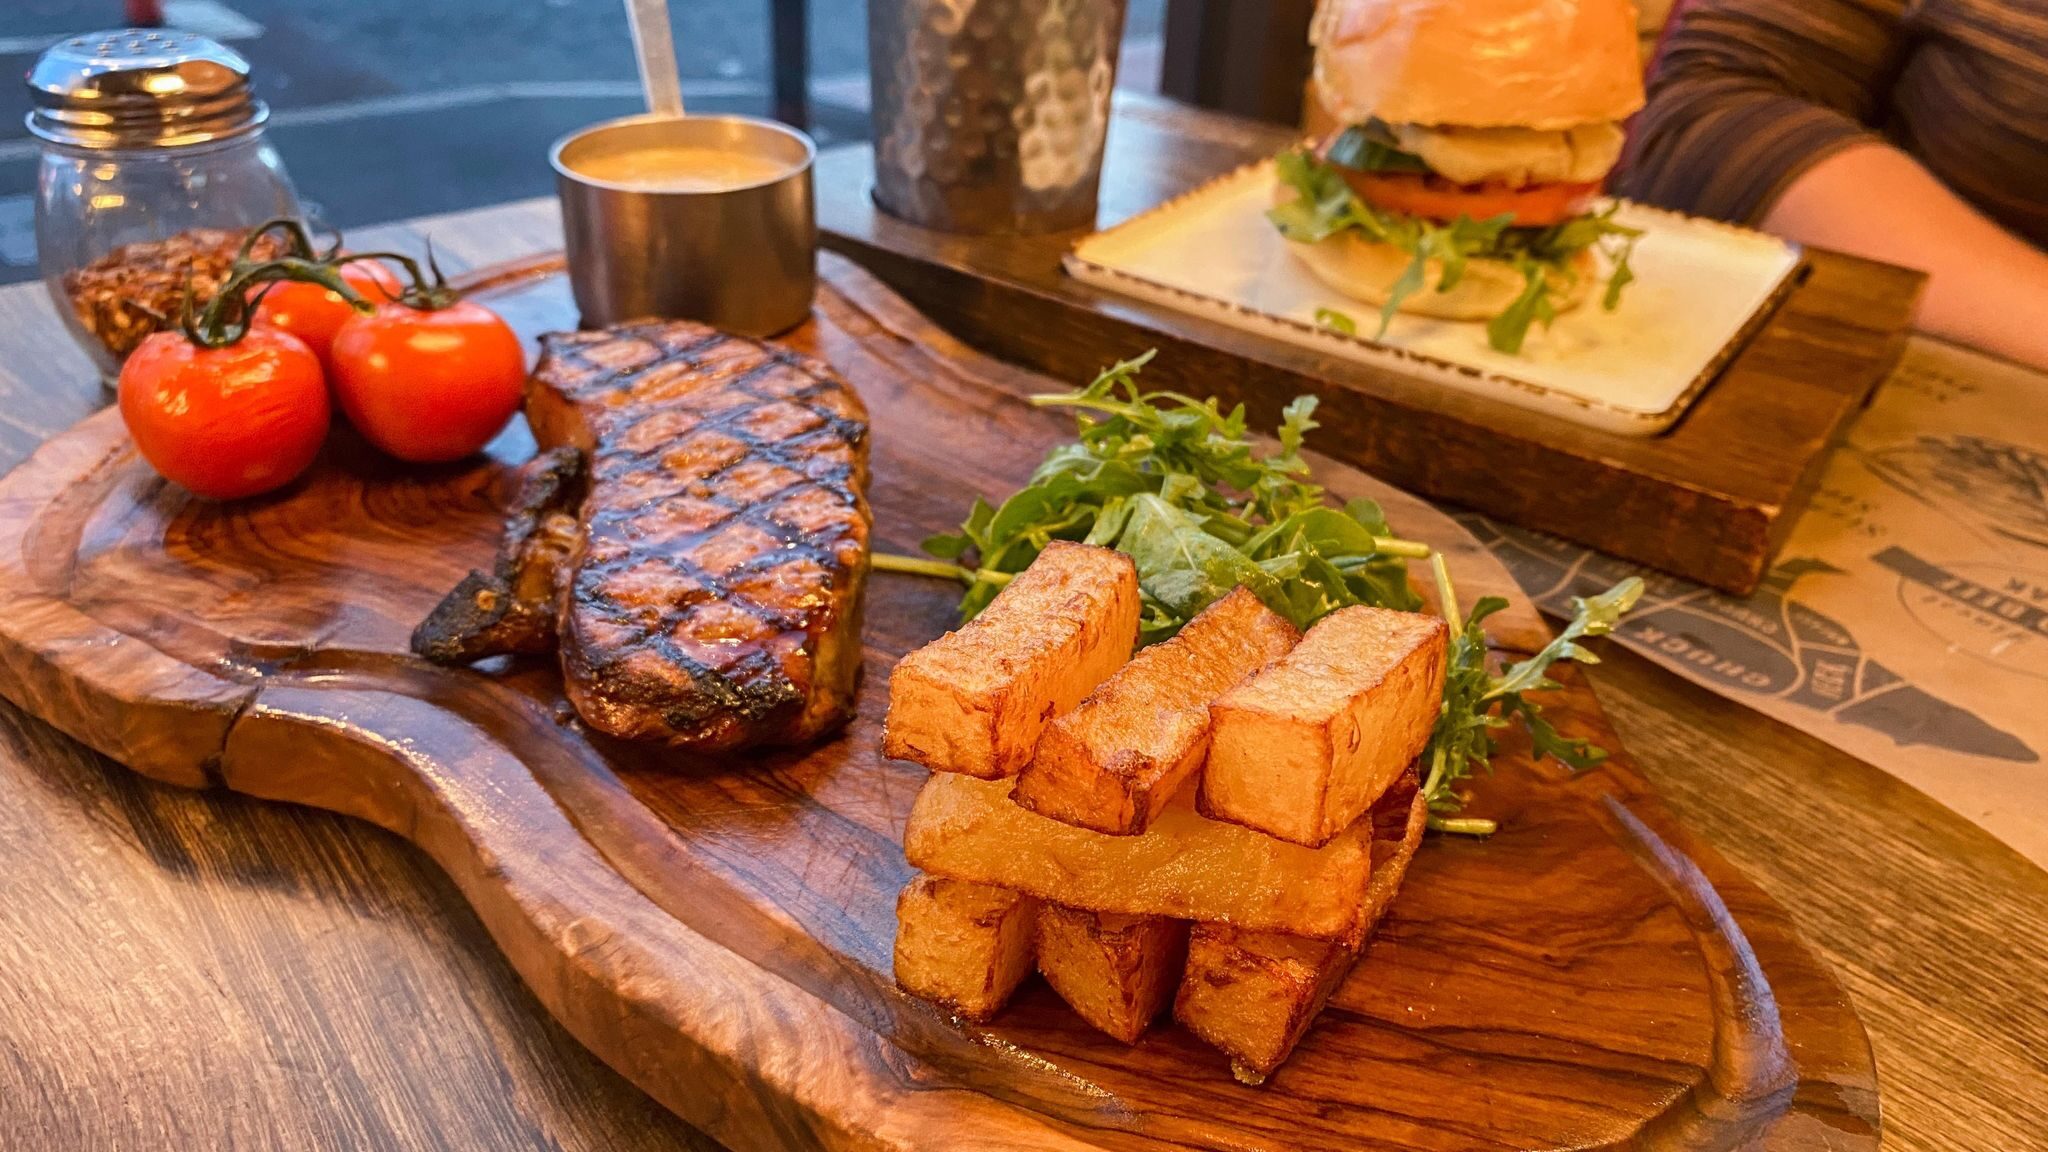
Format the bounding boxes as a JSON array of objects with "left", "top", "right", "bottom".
[{"left": 526, "top": 320, "right": 871, "bottom": 752}]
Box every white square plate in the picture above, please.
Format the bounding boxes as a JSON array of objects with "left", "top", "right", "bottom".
[{"left": 1064, "top": 160, "right": 1803, "bottom": 436}]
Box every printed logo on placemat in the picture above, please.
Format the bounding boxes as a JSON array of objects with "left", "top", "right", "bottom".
[
  {"left": 1463, "top": 515, "right": 2039, "bottom": 764},
  {"left": 1873, "top": 549, "right": 2048, "bottom": 683}
]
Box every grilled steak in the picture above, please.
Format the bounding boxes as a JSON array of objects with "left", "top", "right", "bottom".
[
  {"left": 413, "top": 447, "right": 585, "bottom": 664},
  {"left": 416, "top": 319, "right": 872, "bottom": 754}
]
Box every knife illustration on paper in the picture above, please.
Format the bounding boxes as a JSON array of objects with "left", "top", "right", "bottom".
[{"left": 1462, "top": 515, "right": 2039, "bottom": 764}]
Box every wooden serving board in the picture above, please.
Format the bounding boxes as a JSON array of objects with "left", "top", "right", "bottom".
[
  {"left": 0, "top": 253, "right": 1877, "bottom": 1151},
  {"left": 816, "top": 96, "right": 1927, "bottom": 596}
]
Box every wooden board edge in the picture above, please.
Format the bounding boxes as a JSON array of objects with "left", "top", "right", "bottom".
[
  {"left": 1753, "top": 253, "right": 1926, "bottom": 573},
  {"left": 1544, "top": 680, "right": 1883, "bottom": 1147},
  {"left": 0, "top": 410, "right": 248, "bottom": 787}
]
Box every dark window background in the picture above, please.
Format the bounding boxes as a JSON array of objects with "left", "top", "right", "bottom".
[{"left": 0, "top": 0, "right": 1165, "bottom": 283}]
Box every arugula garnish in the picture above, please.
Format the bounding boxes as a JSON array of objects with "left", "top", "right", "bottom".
[
  {"left": 1268, "top": 148, "right": 1371, "bottom": 244},
  {"left": 1269, "top": 148, "right": 1642, "bottom": 353},
  {"left": 1601, "top": 243, "right": 1637, "bottom": 309},
  {"left": 1314, "top": 306, "right": 1358, "bottom": 335},
  {"left": 909, "top": 352, "right": 1423, "bottom": 641},
  {"left": 1421, "top": 555, "right": 1643, "bottom": 833},
  {"left": 875, "top": 354, "right": 1642, "bottom": 833},
  {"left": 1486, "top": 258, "right": 1560, "bottom": 355}
]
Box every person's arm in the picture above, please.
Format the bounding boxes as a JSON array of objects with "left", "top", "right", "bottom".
[
  {"left": 1763, "top": 142, "right": 2048, "bottom": 369},
  {"left": 1616, "top": 0, "right": 1907, "bottom": 225},
  {"left": 1612, "top": 0, "right": 2048, "bottom": 368}
]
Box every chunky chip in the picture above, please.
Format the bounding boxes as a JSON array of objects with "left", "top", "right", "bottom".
[
  {"left": 1175, "top": 777, "right": 1428, "bottom": 1082},
  {"left": 1202, "top": 605, "right": 1445, "bottom": 846},
  {"left": 1036, "top": 905, "right": 1189, "bottom": 1044},
  {"left": 884, "top": 541, "right": 1140, "bottom": 779},
  {"left": 905, "top": 771, "right": 1374, "bottom": 939},
  {"left": 893, "top": 874, "right": 1042, "bottom": 1022},
  {"left": 1013, "top": 587, "right": 1298, "bottom": 835}
]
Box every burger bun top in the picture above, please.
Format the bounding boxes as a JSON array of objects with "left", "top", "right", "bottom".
[{"left": 1312, "top": 0, "right": 1646, "bottom": 130}]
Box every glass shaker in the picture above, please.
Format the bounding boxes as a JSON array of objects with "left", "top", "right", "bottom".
[{"left": 26, "top": 29, "right": 302, "bottom": 382}]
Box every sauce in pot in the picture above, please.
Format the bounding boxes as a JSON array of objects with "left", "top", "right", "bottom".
[{"left": 569, "top": 146, "right": 794, "bottom": 191}]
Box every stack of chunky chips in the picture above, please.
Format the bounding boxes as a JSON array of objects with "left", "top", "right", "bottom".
[{"left": 885, "top": 540, "right": 1445, "bottom": 1083}]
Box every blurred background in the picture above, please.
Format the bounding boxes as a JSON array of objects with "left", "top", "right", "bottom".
[
  {"left": 0, "top": 0, "right": 1168, "bottom": 284},
  {"left": 0, "top": 0, "right": 1682, "bottom": 286}
]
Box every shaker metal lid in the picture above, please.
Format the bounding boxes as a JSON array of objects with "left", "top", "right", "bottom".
[{"left": 25, "top": 28, "right": 268, "bottom": 150}]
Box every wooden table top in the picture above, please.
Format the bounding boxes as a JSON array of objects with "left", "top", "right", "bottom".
[{"left": 0, "top": 188, "right": 2042, "bottom": 1152}]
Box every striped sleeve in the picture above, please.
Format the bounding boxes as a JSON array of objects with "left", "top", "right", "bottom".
[{"left": 1613, "top": 0, "right": 1911, "bottom": 225}]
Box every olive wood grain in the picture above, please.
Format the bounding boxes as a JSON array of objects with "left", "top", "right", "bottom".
[
  {"left": 0, "top": 250, "right": 1877, "bottom": 1150},
  {"left": 815, "top": 93, "right": 1927, "bottom": 596}
]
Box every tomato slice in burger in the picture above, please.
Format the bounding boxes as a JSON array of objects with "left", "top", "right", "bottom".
[{"left": 1342, "top": 170, "right": 1598, "bottom": 228}]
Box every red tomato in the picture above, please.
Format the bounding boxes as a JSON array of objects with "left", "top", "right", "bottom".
[
  {"left": 328, "top": 299, "right": 526, "bottom": 463},
  {"left": 1342, "top": 170, "right": 1598, "bottom": 227},
  {"left": 117, "top": 327, "right": 330, "bottom": 500},
  {"left": 250, "top": 259, "right": 404, "bottom": 367}
]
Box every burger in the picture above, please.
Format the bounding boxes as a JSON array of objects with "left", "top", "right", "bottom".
[{"left": 1271, "top": 0, "right": 1647, "bottom": 353}]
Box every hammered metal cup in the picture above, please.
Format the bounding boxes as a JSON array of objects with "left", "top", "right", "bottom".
[
  {"left": 869, "top": 0, "right": 1127, "bottom": 234},
  {"left": 551, "top": 113, "right": 816, "bottom": 336}
]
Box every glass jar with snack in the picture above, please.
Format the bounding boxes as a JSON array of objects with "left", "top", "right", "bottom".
[{"left": 26, "top": 29, "right": 301, "bottom": 382}]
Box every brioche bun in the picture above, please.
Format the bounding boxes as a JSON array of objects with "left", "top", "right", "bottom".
[
  {"left": 1311, "top": 0, "right": 1645, "bottom": 130},
  {"left": 1285, "top": 230, "right": 1593, "bottom": 322}
]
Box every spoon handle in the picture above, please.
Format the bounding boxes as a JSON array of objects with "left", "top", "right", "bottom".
[{"left": 622, "top": 0, "right": 685, "bottom": 117}]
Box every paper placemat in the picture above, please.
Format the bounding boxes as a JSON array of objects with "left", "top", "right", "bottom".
[
  {"left": 1463, "top": 337, "right": 2048, "bottom": 867},
  {"left": 1065, "top": 160, "right": 1801, "bottom": 436}
]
